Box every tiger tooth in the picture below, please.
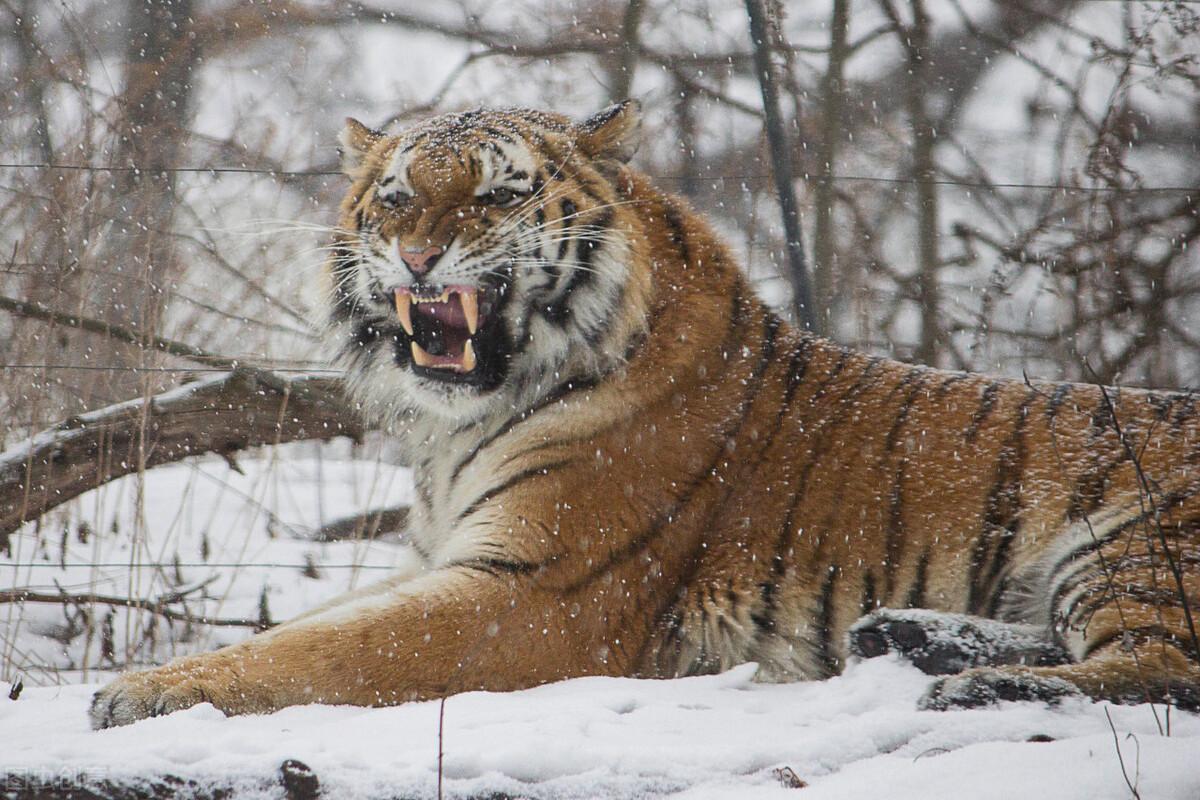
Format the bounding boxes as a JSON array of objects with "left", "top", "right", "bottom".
[
  {"left": 394, "top": 290, "right": 413, "bottom": 335},
  {"left": 411, "top": 341, "right": 435, "bottom": 367},
  {"left": 460, "top": 289, "right": 479, "bottom": 335},
  {"left": 462, "top": 339, "right": 477, "bottom": 372}
]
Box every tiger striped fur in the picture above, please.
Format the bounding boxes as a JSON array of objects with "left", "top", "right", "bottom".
[{"left": 90, "top": 102, "right": 1200, "bottom": 728}]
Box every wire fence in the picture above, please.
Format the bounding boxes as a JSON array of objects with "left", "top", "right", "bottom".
[
  {"left": 5, "top": 562, "right": 397, "bottom": 570},
  {"left": 1, "top": 160, "right": 1196, "bottom": 194},
  {"left": 0, "top": 364, "right": 343, "bottom": 373}
]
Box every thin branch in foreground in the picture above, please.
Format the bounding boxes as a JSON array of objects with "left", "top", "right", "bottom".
[
  {"left": 0, "top": 589, "right": 268, "bottom": 629},
  {"left": 0, "top": 293, "right": 236, "bottom": 367},
  {"left": 1105, "top": 707, "right": 1142, "bottom": 800},
  {"left": 1096, "top": 384, "right": 1200, "bottom": 662}
]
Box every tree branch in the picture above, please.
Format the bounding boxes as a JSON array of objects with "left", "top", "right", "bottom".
[
  {"left": 0, "top": 587, "right": 266, "bottom": 629},
  {"left": 0, "top": 367, "right": 363, "bottom": 548},
  {"left": 0, "top": 294, "right": 236, "bottom": 367}
]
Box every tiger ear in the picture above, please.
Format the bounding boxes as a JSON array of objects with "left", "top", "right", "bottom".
[
  {"left": 577, "top": 100, "right": 641, "bottom": 163},
  {"left": 339, "top": 117, "right": 383, "bottom": 175}
]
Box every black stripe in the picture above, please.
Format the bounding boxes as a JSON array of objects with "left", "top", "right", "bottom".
[
  {"left": 557, "top": 198, "right": 578, "bottom": 261},
  {"left": 455, "top": 458, "right": 574, "bottom": 526},
  {"left": 542, "top": 208, "right": 611, "bottom": 326},
  {"left": 817, "top": 565, "right": 841, "bottom": 676},
  {"left": 905, "top": 548, "right": 930, "bottom": 608},
  {"left": 662, "top": 201, "right": 689, "bottom": 261},
  {"left": 328, "top": 244, "right": 361, "bottom": 321},
  {"left": 744, "top": 335, "right": 817, "bottom": 477},
  {"left": 785, "top": 335, "right": 816, "bottom": 395},
  {"left": 449, "top": 378, "right": 599, "bottom": 483},
  {"left": 883, "top": 370, "right": 926, "bottom": 453},
  {"left": 749, "top": 339, "right": 818, "bottom": 638},
  {"left": 562, "top": 297, "right": 773, "bottom": 594},
  {"left": 933, "top": 373, "right": 969, "bottom": 399},
  {"left": 1146, "top": 392, "right": 1174, "bottom": 422},
  {"left": 882, "top": 371, "right": 929, "bottom": 598},
  {"left": 1171, "top": 391, "right": 1196, "bottom": 430},
  {"left": 964, "top": 381, "right": 1002, "bottom": 443},
  {"left": 1047, "top": 488, "right": 1190, "bottom": 617},
  {"left": 758, "top": 352, "right": 880, "bottom": 632},
  {"left": 861, "top": 572, "right": 878, "bottom": 615},
  {"left": 478, "top": 126, "right": 517, "bottom": 144},
  {"left": 1066, "top": 393, "right": 1126, "bottom": 521},
  {"left": 765, "top": 351, "right": 865, "bottom": 573},
  {"left": 450, "top": 557, "right": 545, "bottom": 577},
  {"left": 1046, "top": 383, "right": 1072, "bottom": 422},
  {"left": 967, "top": 390, "right": 1036, "bottom": 615},
  {"left": 809, "top": 349, "right": 852, "bottom": 405}
]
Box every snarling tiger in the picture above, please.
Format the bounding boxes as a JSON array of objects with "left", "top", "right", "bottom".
[{"left": 91, "top": 102, "right": 1200, "bottom": 728}]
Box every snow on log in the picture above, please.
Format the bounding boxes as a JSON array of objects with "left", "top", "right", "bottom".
[{"left": 0, "top": 367, "right": 363, "bottom": 549}]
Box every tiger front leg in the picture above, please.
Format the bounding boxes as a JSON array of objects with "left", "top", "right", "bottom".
[
  {"left": 90, "top": 568, "right": 604, "bottom": 728},
  {"left": 90, "top": 650, "right": 264, "bottom": 728}
]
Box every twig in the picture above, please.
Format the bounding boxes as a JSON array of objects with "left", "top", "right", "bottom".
[
  {"left": 1095, "top": 383, "right": 1200, "bottom": 661},
  {"left": 437, "top": 696, "right": 446, "bottom": 800},
  {"left": 1105, "top": 706, "right": 1142, "bottom": 800},
  {"left": 0, "top": 294, "right": 236, "bottom": 368},
  {"left": 0, "top": 588, "right": 267, "bottom": 629}
]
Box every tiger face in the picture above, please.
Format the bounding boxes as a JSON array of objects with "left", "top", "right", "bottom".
[{"left": 328, "top": 103, "right": 648, "bottom": 424}]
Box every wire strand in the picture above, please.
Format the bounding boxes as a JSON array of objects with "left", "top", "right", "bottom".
[
  {"left": 0, "top": 161, "right": 1195, "bottom": 194},
  {"left": 0, "top": 363, "right": 344, "bottom": 374},
  {"left": 5, "top": 562, "right": 397, "bottom": 570}
]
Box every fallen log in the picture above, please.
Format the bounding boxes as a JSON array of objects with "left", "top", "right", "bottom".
[{"left": 0, "top": 367, "right": 363, "bottom": 550}]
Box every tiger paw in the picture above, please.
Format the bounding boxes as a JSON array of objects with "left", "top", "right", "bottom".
[
  {"left": 919, "top": 668, "right": 1080, "bottom": 710},
  {"left": 89, "top": 655, "right": 241, "bottom": 729},
  {"left": 848, "top": 608, "right": 1070, "bottom": 676}
]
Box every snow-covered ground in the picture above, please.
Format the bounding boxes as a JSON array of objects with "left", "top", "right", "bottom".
[
  {"left": 4, "top": 659, "right": 1199, "bottom": 799},
  {"left": 1, "top": 454, "right": 1198, "bottom": 798}
]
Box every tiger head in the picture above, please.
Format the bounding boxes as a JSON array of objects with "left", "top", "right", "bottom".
[{"left": 327, "top": 102, "right": 651, "bottom": 425}]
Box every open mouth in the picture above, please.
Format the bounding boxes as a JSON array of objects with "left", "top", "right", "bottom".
[{"left": 394, "top": 284, "right": 496, "bottom": 375}]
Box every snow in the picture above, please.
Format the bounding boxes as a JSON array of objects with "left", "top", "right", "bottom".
[
  {"left": 3, "top": 658, "right": 1199, "bottom": 799},
  {"left": 1, "top": 450, "right": 417, "bottom": 683},
  {"left": 2, "top": 453, "right": 1198, "bottom": 798}
]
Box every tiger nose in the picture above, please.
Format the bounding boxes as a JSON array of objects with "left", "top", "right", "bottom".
[{"left": 399, "top": 246, "right": 444, "bottom": 277}]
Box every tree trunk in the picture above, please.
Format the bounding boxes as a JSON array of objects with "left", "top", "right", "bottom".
[
  {"left": 744, "top": 0, "right": 815, "bottom": 330},
  {"left": 813, "top": 0, "right": 850, "bottom": 337},
  {"left": 907, "top": 0, "right": 941, "bottom": 367},
  {"left": 84, "top": 0, "right": 199, "bottom": 405}
]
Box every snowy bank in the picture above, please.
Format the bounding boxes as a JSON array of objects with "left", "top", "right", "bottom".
[{"left": 2, "top": 658, "right": 1198, "bottom": 799}]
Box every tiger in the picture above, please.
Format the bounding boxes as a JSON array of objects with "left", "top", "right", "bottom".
[{"left": 90, "top": 101, "right": 1200, "bottom": 728}]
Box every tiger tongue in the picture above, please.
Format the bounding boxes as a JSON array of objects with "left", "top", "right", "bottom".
[{"left": 413, "top": 295, "right": 468, "bottom": 329}]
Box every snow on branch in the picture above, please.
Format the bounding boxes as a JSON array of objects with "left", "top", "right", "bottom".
[{"left": 0, "top": 367, "right": 363, "bottom": 550}]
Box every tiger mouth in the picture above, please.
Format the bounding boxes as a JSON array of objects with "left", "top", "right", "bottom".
[{"left": 394, "top": 284, "right": 498, "bottom": 375}]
